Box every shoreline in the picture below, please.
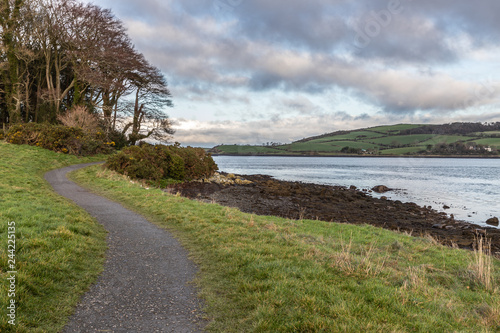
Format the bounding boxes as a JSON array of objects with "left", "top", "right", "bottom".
[
  {"left": 168, "top": 172, "right": 500, "bottom": 256},
  {"left": 211, "top": 153, "right": 500, "bottom": 159}
]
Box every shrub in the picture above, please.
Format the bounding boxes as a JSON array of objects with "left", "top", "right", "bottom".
[
  {"left": 5, "top": 123, "right": 114, "bottom": 156},
  {"left": 107, "top": 129, "right": 128, "bottom": 150},
  {"left": 0, "top": 129, "right": 4, "bottom": 141},
  {"left": 105, "top": 143, "right": 218, "bottom": 184}
]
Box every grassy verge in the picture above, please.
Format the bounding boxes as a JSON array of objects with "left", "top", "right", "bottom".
[
  {"left": 72, "top": 165, "right": 500, "bottom": 332},
  {"left": 0, "top": 142, "right": 107, "bottom": 332}
]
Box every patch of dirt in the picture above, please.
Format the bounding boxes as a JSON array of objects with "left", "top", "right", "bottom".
[{"left": 166, "top": 173, "right": 500, "bottom": 256}]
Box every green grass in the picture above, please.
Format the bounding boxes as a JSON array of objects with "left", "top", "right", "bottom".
[
  {"left": 307, "top": 131, "right": 385, "bottom": 143},
  {"left": 364, "top": 134, "right": 435, "bottom": 146},
  {"left": 71, "top": 165, "right": 500, "bottom": 333},
  {"left": 283, "top": 141, "right": 379, "bottom": 152},
  {"left": 380, "top": 147, "right": 427, "bottom": 155},
  {"left": 0, "top": 142, "right": 107, "bottom": 332},
  {"left": 473, "top": 138, "right": 500, "bottom": 148},
  {"left": 420, "top": 135, "right": 478, "bottom": 145}
]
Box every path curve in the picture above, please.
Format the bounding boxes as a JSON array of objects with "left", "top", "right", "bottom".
[{"left": 45, "top": 163, "right": 206, "bottom": 333}]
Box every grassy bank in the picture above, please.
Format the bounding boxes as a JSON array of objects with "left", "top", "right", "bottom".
[
  {"left": 0, "top": 142, "right": 107, "bottom": 332},
  {"left": 72, "top": 165, "right": 500, "bottom": 332}
]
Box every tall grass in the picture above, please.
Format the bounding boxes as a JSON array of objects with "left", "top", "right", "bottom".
[{"left": 469, "top": 236, "right": 495, "bottom": 291}]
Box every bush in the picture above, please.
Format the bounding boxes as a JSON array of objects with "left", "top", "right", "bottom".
[
  {"left": 5, "top": 123, "right": 115, "bottom": 156},
  {"left": 0, "top": 129, "right": 4, "bottom": 141},
  {"left": 107, "top": 129, "right": 128, "bottom": 150},
  {"left": 105, "top": 143, "right": 218, "bottom": 184}
]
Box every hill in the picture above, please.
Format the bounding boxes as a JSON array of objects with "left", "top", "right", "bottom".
[{"left": 210, "top": 122, "right": 500, "bottom": 156}]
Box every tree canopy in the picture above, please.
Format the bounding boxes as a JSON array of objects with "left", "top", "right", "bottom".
[{"left": 0, "top": 0, "right": 174, "bottom": 143}]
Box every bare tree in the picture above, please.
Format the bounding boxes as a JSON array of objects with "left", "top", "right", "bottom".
[{"left": 122, "top": 59, "right": 174, "bottom": 145}]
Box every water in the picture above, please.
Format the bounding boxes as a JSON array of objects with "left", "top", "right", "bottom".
[{"left": 213, "top": 155, "right": 500, "bottom": 228}]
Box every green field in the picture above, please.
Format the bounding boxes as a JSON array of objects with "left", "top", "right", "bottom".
[
  {"left": 420, "top": 135, "right": 478, "bottom": 145},
  {"left": 379, "top": 147, "right": 427, "bottom": 155},
  {"left": 473, "top": 138, "right": 500, "bottom": 148},
  {"left": 363, "top": 134, "right": 435, "bottom": 146},
  {"left": 281, "top": 141, "right": 379, "bottom": 152},
  {"left": 212, "top": 123, "right": 500, "bottom": 156},
  {"left": 307, "top": 131, "right": 385, "bottom": 143}
]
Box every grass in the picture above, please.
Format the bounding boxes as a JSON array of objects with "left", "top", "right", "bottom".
[
  {"left": 473, "top": 138, "right": 500, "bottom": 148},
  {"left": 420, "top": 135, "right": 478, "bottom": 145},
  {"left": 363, "top": 134, "right": 435, "bottom": 146},
  {"left": 307, "top": 131, "right": 385, "bottom": 143},
  {"left": 71, "top": 164, "right": 500, "bottom": 333},
  {"left": 282, "top": 141, "right": 379, "bottom": 152},
  {"left": 379, "top": 147, "right": 427, "bottom": 155},
  {"left": 0, "top": 142, "right": 107, "bottom": 332}
]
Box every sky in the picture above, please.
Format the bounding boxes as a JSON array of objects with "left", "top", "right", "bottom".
[{"left": 91, "top": 0, "right": 500, "bottom": 147}]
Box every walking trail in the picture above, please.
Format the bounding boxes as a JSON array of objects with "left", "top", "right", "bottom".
[{"left": 45, "top": 163, "right": 207, "bottom": 333}]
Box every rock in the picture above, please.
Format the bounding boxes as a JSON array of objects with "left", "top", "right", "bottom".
[
  {"left": 372, "top": 185, "right": 391, "bottom": 193},
  {"left": 235, "top": 178, "right": 252, "bottom": 185},
  {"left": 443, "top": 205, "right": 450, "bottom": 210},
  {"left": 349, "top": 185, "right": 357, "bottom": 190},
  {"left": 486, "top": 217, "right": 499, "bottom": 226}
]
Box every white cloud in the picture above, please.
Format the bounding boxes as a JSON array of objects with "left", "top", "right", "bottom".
[{"left": 90, "top": 0, "right": 500, "bottom": 146}]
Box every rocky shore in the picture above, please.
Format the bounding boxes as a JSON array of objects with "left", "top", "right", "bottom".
[{"left": 166, "top": 173, "right": 500, "bottom": 256}]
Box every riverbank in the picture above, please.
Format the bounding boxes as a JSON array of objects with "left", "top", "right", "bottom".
[
  {"left": 168, "top": 173, "right": 500, "bottom": 256},
  {"left": 72, "top": 165, "right": 500, "bottom": 332},
  {"left": 211, "top": 153, "right": 500, "bottom": 158}
]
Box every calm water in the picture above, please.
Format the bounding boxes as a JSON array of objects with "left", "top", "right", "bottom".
[{"left": 213, "top": 156, "right": 500, "bottom": 228}]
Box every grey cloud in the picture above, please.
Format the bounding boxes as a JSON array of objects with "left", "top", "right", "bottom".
[{"left": 93, "top": 0, "right": 500, "bottom": 117}]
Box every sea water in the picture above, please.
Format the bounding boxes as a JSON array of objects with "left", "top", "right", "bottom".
[{"left": 213, "top": 155, "right": 500, "bottom": 228}]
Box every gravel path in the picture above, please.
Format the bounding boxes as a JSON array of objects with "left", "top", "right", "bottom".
[{"left": 45, "top": 163, "right": 207, "bottom": 333}]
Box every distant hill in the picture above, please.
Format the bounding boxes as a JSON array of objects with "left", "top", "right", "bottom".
[{"left": 210, "top": 122, "right": 500, "bottom": 156}]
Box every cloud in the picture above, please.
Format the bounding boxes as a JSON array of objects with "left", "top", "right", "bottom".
[
  {"left": 172, "top": 110, "right": 500, "bottom": 147},
  {"left": 109, "top": 0, "right": 500, "bottom": 116},
  {"left": 91, "top": 0, "right": 500, "bottom": 144}
]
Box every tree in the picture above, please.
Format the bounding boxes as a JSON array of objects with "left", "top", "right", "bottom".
[
  {"left": 0, "top": 0, "right": 175, "bottom": 145},
  {"left": 122, "top": 58, "right": 174, "bottom": 145},
  {"left": 0, "top": 0, "right": 25, "bottom": 123}
]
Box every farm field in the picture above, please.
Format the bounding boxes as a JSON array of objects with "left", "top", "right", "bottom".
[{"left": 211, "top": 123, "right": 500, "bottom": 156}]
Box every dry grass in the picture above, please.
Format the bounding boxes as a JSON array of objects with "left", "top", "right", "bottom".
[
  {"left": 331, "top": 235, "right": 387, "bottom": 277},
  {"left": 468, "top": 236, "right": 495, "bottom": 291},
  {"left": 57, "top": 105, "right": 100, "bottom": 132}
]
